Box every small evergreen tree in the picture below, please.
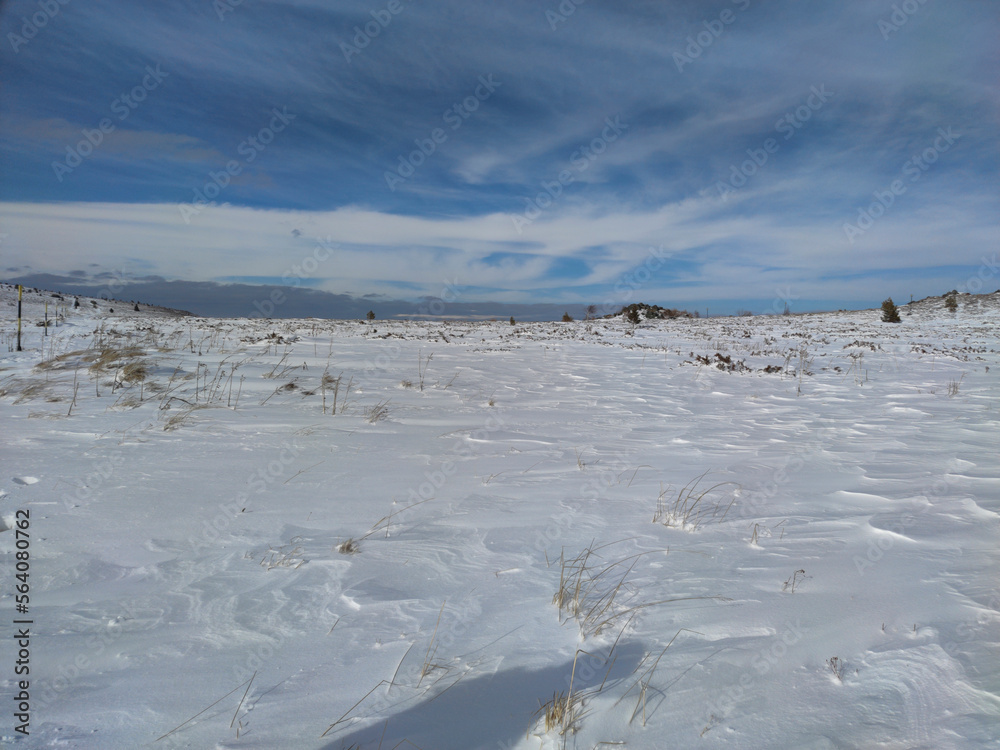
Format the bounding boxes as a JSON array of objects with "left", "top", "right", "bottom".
[
  {"left": 945, "top": 295, "right": 958, "bottom": 312},
  {"left": 509, "top": 316, "right": 515, "bottom": 325},
  {"left": 561, "top": 312, "right": 573, "bottom": 322},
  {"left": 366, "top": 310, "right": 375, "bottom": 322},
  {"left": 881, "top": 297, "right": 901, "bottom": 323},
  {"left": 625, "top": 307, "right": 641, "bottom": 326}
]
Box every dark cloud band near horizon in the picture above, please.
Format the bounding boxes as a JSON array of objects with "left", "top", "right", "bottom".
[{"left": 1, "top": 1, "right": 997, "bottom": 314}]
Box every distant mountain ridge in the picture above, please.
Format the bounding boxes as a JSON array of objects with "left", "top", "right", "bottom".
[
  {"left": 3, "top": 274, "right": 591, "bottom": 322},
  {"left": 6, "top": 274, "right": 996, "bottom": 322}
]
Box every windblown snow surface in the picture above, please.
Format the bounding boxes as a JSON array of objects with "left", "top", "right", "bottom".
[{"left": 2, "top": 286, "right": 998, "bottom": 749}]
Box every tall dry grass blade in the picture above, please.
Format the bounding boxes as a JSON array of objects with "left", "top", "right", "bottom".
[
  {"left": 419, "top": 601, "right": 447, "bottom": 686},
  {"left": 155, "top": 677, "right": 253, "bottom": 742},
  {"left": 320, "top": 680, "right": 391, "bottom": 737},
  {"left": 230, "top": 670, "right": 256, "bottom": 729}
]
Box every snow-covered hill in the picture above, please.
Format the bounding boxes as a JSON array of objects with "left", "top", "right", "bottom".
[{"left": 1, "top": 286, "right": 998, "bottom": 748}]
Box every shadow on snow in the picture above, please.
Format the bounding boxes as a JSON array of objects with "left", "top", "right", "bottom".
[{"left": 319, "top": 640, "right": 647, "bottom": 750}]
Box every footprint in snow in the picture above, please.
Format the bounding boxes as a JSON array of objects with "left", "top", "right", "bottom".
[{"left": 13, "top": 477, "right": 39, "bottom": 485}]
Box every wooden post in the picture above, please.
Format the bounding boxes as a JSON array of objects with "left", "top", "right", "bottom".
[
  {"left": 44, "top": 301, "right": 48, "bottom": 337},
  {"left": 16, "top": 285, "right": 22, "bottom": 351}
]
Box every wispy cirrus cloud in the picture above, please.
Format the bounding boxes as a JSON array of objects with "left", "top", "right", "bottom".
[{"left": 1, "top": 0, "right": 997, "bottom": 313}]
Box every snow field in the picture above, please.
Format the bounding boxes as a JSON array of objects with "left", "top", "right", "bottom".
[{"left": 1, "top": 288, "right": 998, "bottom": 748}]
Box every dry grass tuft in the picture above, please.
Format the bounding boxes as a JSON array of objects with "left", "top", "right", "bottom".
[
  {"left": 652, "top": 472, "right": 740, "bottom": 531},
  {"left": 535, "top": 689, "right": 586, "bottom": 736},
  {"left": 947, "top": 374, "right": 964, "bottom": 397},
  {"left": 418, "top": 601, "right": 446, "bottom": 686},
  {"left": 160, "top": 402, "right": 211, "bottom": 431},
  {"left": 615, "top": 628, "right": 700, "bottom": 726},
  {"left": 532, "top": 649, "right": 592, "bottom": 739},
  {"left": 11, "top": 381, "right": 48, "bottom": 404},
  {"left": 827, "top": 656, "right": 844, "bottom": 681},
  {"left": 254, "top": 538, "right": 306, "bottom": 570},
  {"left": 553, "top": 540, "right": 725, "bottom": 639},
  {"left": 357, "top": 497, "right": 431, "bottom": 541},
  {"left": 88, "top": 346, "right": 145, "bottom": 375},
  {"left": 34, "top": 349, "right": 97, "bottom": 372},
  {"left": 365, "top": 399, "right": 390, "bottom": 423},
  {"left": 320, "top": 369, "right": 352, "bottom": 414},
  {"left": 336, "top": 538, "right": 360, "bottom": 555},
  {"left": 121, "top": 361, "right": 148, "bottom": 383},
  {"left": 782, "top": 568, "right": 806, "bottom": 593}
]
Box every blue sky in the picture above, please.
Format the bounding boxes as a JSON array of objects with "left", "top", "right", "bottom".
[{"left": 1, "top": 0, "right": 997, "bottom": 315}]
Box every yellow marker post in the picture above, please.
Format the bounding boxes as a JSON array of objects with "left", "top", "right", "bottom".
[{"left": 17, "top": 284, "right": 23, "bottom": 351}]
